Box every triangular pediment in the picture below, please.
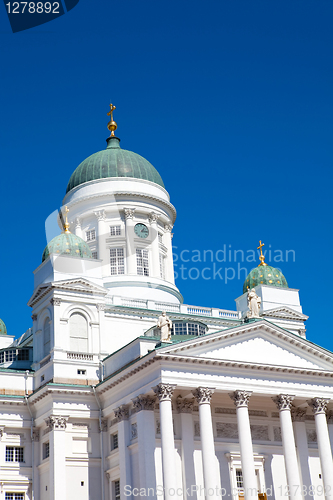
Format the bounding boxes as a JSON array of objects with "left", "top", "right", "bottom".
[
  {"left": 158, "top": 320, "right": 333, "bottom": 371},
  {"left": 28, "top": 278, "right": 107, "bottom": 306},
  {"left": 261, "top": 306, "right": 308, "bottom": 321}
]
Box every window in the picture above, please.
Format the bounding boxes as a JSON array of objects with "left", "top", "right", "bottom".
[
  {"left": 77, "top": 369, "right": 86, "bottom": 375},
  {"left": 92, "top": 251, "right": 98, "bottom": 260},
  {"left": 114, "top": 480, "right": 120, "bottom": 500},
  {"left": 111, "top": 433, "right": 118, "bottom": 450},
  {"left": 6, "top": 350, "right": 16, "bottom": 362},
  {"left": 136, "top": 249, "right": 149, "bottom": 276},
  {"left": 236, "top": 470, "right": 244, "bottom": 490},
  {"left": 43, "top": 318, "right": 50, "bottom": 357},
  {"left": 43, "top": 442, "right": 50, "bottom": 459},
  {"left": 6, "top": 446, "right": 24, "bottom": 463},
  {"left": 158, "top": 233, "right": 163, "bottom": 244},
  {"left": 110, "top": 225, "right": 121, "bottom": 236},
  {"left": 110, "top": 248, "right": 125, "bottom": 275},
  {"left": 69, "top": 313, "right": 88, "bottom": 353},
  {"left": 159, "top": 254, "right": 165, "bottom": 280},
  {"left": 5, "top": 494, "right": 24, "bottom": 500},
  {"left": 17, "top": 349, "right": 29, "bottom": 361},
  {"left": 86, "top": 229, "right": 96, "bottom": 242},
  {"left": 0, "top": 351, "right": 4, "bottom": 363}
]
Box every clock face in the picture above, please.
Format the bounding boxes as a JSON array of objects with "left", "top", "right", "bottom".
[{"left": 134, "top": 223, "right": 149, "bottom": 239}]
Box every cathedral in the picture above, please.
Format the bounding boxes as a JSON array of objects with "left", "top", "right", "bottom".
[{"left": 0, "top": 106, "right": 333, "bottom": 500}]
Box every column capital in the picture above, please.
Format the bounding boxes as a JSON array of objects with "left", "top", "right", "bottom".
[
  {"left": 45, "top": 415, "right": 69, "bottom": 431},
  {"left": 153, "top": 383, "right": 176, "bottom": 402},
  {"left": 32, "top": 428, "right": 40, "bottom": 441},
  {"left": 132, "top": 394, "right": 156, "bottom": 411},
  {"left": 291, "top": 406, "right": 307, "bottom": 422},
  {"left": 192, "top": 387, "right": 214, "bottom": 405},
  {"left": 96, "top": 303, "right": 106, "bottom": 311},
  {"left": 273, "top": 394, "right": 295, "bottom": 411},
  {"left": 100, "top": 417, "right": 108, "bottom": 432},
  {"left": 124, "top": 208, "right": 136, "bottom": 220},
  {"left": 94, "top": 209, "right": 106, "bottom": 221},
  {"left": 148, "top": 212, "right": 159, "bottom": 224},
  {"left": 176, "top": 396, "right": 195, "bottom": 413},
  {"left": 114, "top": 405, "right": 130, "bottom": 422},
  {"left": 230, "top": 390, "right": 252, "bottom": 408},
  {"left": 31, "top": 314, "right": 37, "bottom": 321},
  {"left": 308, "top": 398, "right": 330, "bottom": 415},
  {"left": 50, "top": 298, "right": 61, "bottom": 307},
  {"left": 164, "top": 223, "right": 173, "bottom": 232}
]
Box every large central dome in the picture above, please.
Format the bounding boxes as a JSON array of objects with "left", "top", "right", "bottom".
[{"left": 66, "top": 136, "right": 165, "bottom": 194}]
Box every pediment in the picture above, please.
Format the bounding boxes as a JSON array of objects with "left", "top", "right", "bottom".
[
  {"left": 159, "top": 321, "right": 333, "bottom": 371},
  {"left": 261, "top": 306, "right": 308, "bottom": 321},
  {"left": 28, "top": 278, "right": 107, "bottom": 306}
]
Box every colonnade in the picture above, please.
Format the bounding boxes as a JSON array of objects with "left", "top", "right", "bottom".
[{"left": 113, "top": 387, "right": 333, "bottom": 500}]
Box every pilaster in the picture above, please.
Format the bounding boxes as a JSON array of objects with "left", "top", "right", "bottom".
[
  {"left": 291, "top": 407, "right": 312, "bottom": 500},
  {"left": 149, "top": 212, "right": 160, "bottom": 278},
  {"left": 163, "top": 224, "right": 174, "bottom": 284},
  {"left": 114, "top": 405, "right": 131, "bottom": 500},
  {"left": 46, "top": 415, "right": 69, "bottom": 500},
  {"left": 124, "top": 209, "right": 136, "bottom": 275},
  {"left": 176, "top": 397, "right": 197, "bottom": 499}
]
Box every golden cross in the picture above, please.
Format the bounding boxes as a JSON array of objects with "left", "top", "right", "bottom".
[
  {"left": 107, "top": 103, "right": 116, "bottom": 121},
  {"left": 257, "top": 240, "right": 264, "bottom": 257},
  {"left": 257, "top": 240, "right": 266, "bottom": 266}
]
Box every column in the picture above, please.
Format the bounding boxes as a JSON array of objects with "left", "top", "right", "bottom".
[
  {"left": 114, "top": 405, "right": 132, "bottom": 500},
  {"left": 273, "top": 395, "right": 302, "bottom": 500},
  {"left": 45, "top": 415, "right": 68, "bottom": 500},
  {"left": 124, "top": 209, "right": 137, "bottom": 275},
  {"left": 153, "top": 384, "right": 178, "bottom": 500},
  {"left": 74, "top": 217, "right": 82, "bottom": 238},
  {"left": 94, "top": 210, "right": 108, "bottom": 267},
  {"left": 230, "top": 391, "right": 257, "bottom": 500},
  {"left": 32, "top": 428, "right": 40, "bottom": 500},
  {"left": 291, "top": 407, "right": 312, "bottom": 500},
  {"left": 327, "top": 411, "right": 333, "bottom": 457},
  {"left": 163, "top": 224, "right": 175, "bottom": 284},
  {"left": 192, "top": 387, "right": 221, "bottom": 500},
  {"left": 176, "top": 396, "right": 197, "bottom": 499},
  {"left": 308, "top": 399, "right": 333, "bottom": 500},
  {"left": 132, "top": 394, "right": 157, "bottom": 497},
  {"left": 149, "top": 212, "right": 161, "bottom": 278}
]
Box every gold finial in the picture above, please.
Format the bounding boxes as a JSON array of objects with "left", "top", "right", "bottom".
[
  {"left": 62, "top": 206, "right": 71, "bottom": 234},
  {"left": 257, "top": 240, "right": 267, "bottom": 266},
  {"left": 107, "top": 103, "right": 117, "bottom": 136}
]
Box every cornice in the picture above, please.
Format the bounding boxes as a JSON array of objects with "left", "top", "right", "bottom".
[
  {"left": 28, "top": 278, "right": 107, "bottom": 307},
  {"left": 28, "top": 383, "right": 94, "bottom": 405}
]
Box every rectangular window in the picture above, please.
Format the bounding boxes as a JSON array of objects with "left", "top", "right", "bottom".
[
  {"left": 114, "top": 480, "right": 120, "bottom": 500},
  {"left": 6, "top": 447, "right": 24, "bottom": 463},
  {"left": 111, "top": 432, "right": 118, "bottom": 450},
  {"left": 43, "top": 442, "right": 50, "bottom": 460},
  {"left": 159, "top": 254, "right": 165, "bottom": 279},
  {"left": 236, "top": 469, "right": 244, "bottom": 490},
  {"left": 5, "top": 494, "right": 24, "bottom": 500},
  {"left": 92, "top": 251, "right": 98, "bottom": 260},
  {"left": 110, "top": 225, "right": 121, "bottom": 236},
  {"left": 5, "top": 350, "right": 16, "bottom": 362},
  {"left": 110, "top": 248, "right": 125, "bottom": 275},
  {"left": 0, "top": 351, "right": 4, "bottom": 363},
  {"left": 86, "top": 229, "right": 96, "bottom": 242},
  {"left": 77, "top": 369, "right": 86, "bottom": 375},
  {"left": 136, "top": 249, "right": 149, "bottom": 276},
  {"left": 17, "top": 349, "right": 30, "bottom": 361}
]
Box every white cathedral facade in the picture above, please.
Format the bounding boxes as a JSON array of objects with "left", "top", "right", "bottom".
[{"left": 1, "top": 111, "right": 333, "bottom": 500}]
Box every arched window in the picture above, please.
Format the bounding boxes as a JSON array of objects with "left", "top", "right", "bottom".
[
  {"left": 69, "top": 313, "right": 88, "bottom": 353},
  {"left": 43, "top": 319, "right": 50, "bottom": 357}
]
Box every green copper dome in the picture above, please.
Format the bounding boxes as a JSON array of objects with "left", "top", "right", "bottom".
[
  {"left": 0, "top": 318, "right": 7, "bottom": 335},
  {"left": 243, "top": 265, "right": 288, "bottom": 293},
  {"left": 66, "top": 136, "right": 165, "bottom": 194},
  {"left": 42, "top": 232, "right": 93, "bottom": 262}
]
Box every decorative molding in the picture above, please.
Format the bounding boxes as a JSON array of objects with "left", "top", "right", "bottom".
[
  {"left": 94, "top": 210, "right": 106, "bottom": 221},
  {"left": 148, "top": 212, "right": 159, "bottom": 224},
  {"left": 308, "top": 398, "right": 330, "bottom": 415},
  {"left": 96, "top": 303, "right": 106, "bottom": 311},
  {"left": 192, "top": 387, "right": 214, "bottom": 405},
  {"left": 215, "top": 407, "right": 236, "bottom": 415},
  {"left": 306, "top": 428, "right": 317, "bottom": 443},
  {"left": 32, "top": 428, "right": 40, "bottom": 442},
  {"left": 231, "top": 390, "right": 252, "bottom": 408},
  {"left": 45, "top": 415, "right": 69, "bottom": 430},
  {"left": 216, "top": 422, "right": 238, "bottom": 439},
  {"left": 153, "top": 384, "right": 176, "bottom": 403},
  {"left": 164, "top": 224, "right": 173, "bottom": 233},
  {"left": 273, "top": 394, "right": 294, "bottom": 411},
  {"left": 327, "top": 410, "right": 333, "bottom": 424},
  {"left": 114, "top": 405, "right": 129, "bottom": 422},
  {"left": 132, "top": 394, "right": 156, "bottom": 412},
  {"left": 0, "top": 427, "right": 4, "bottom": 440},
  {"left": 100, "top": 418, "right": 108, "bottom": 432},
  {"left": 273, "top": 427, "right": 282, "bottom": 442},
  {"left": 50, "top": 298, "right": 61, "bottom": 307},
  {"left": 31, "top": 314, "right": 37, "bottom": 321},
  {"left": 251, "top": 425, "right": 269, "bottom": 441},
  {"left": 194, "top": 422, "right": 200, "bottom": 437},
  {"left": 124, "top": 208, "right": 136, "bottom": 220},
  {"left": 291, "top": 406, "right": 307, "bottom": 422},
  {"left": 176, "top": 396, "right": 194, "bottom": 413},
  {"left": 131, "top": 423, "right": 138, "bottom": 440}
]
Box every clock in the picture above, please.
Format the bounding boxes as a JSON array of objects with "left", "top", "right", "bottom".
[{"left": 134, "top": 223, "right": 149, "bottom": 239}]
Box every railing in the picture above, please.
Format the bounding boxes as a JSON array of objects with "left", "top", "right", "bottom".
[
  {"left": 187, "top": 306, "right": 212, "bottom": 316},
  {"left": 67, "top": 352, "right": 93, "bottom": 361},
  {"left": 121, "top": 298, "right": 148, "bottom": 308},
  {"left": 219, "top": 310, "right": 239, "bottom": 319},
  {"left": 155, "top": 302, "right": 180, "bottom": 313}
]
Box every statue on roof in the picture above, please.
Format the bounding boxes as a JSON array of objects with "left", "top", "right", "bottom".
[
  {"left": 247, "top": 288, "right": 261, "bottom": 318},
  {"left": 157, "top": 311, "right": 172, "bottom": 342}
]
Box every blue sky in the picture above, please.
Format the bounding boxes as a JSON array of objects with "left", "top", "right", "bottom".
[{"left": 1, "top": 0, "right": 332, "bottom": 350}]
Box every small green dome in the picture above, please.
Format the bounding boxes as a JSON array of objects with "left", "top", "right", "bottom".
[
  {"left": 42, "top": 232, "right": 93, "bottom": 262},
  {"left": 243, "top": 265, "right": 288, "bottom": 293},
  {"left": 66, "top": 136, "right": 165, "bottom": 194},
  {"left": 0, "top": 318, "right": 7, "bottom": 335}
]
